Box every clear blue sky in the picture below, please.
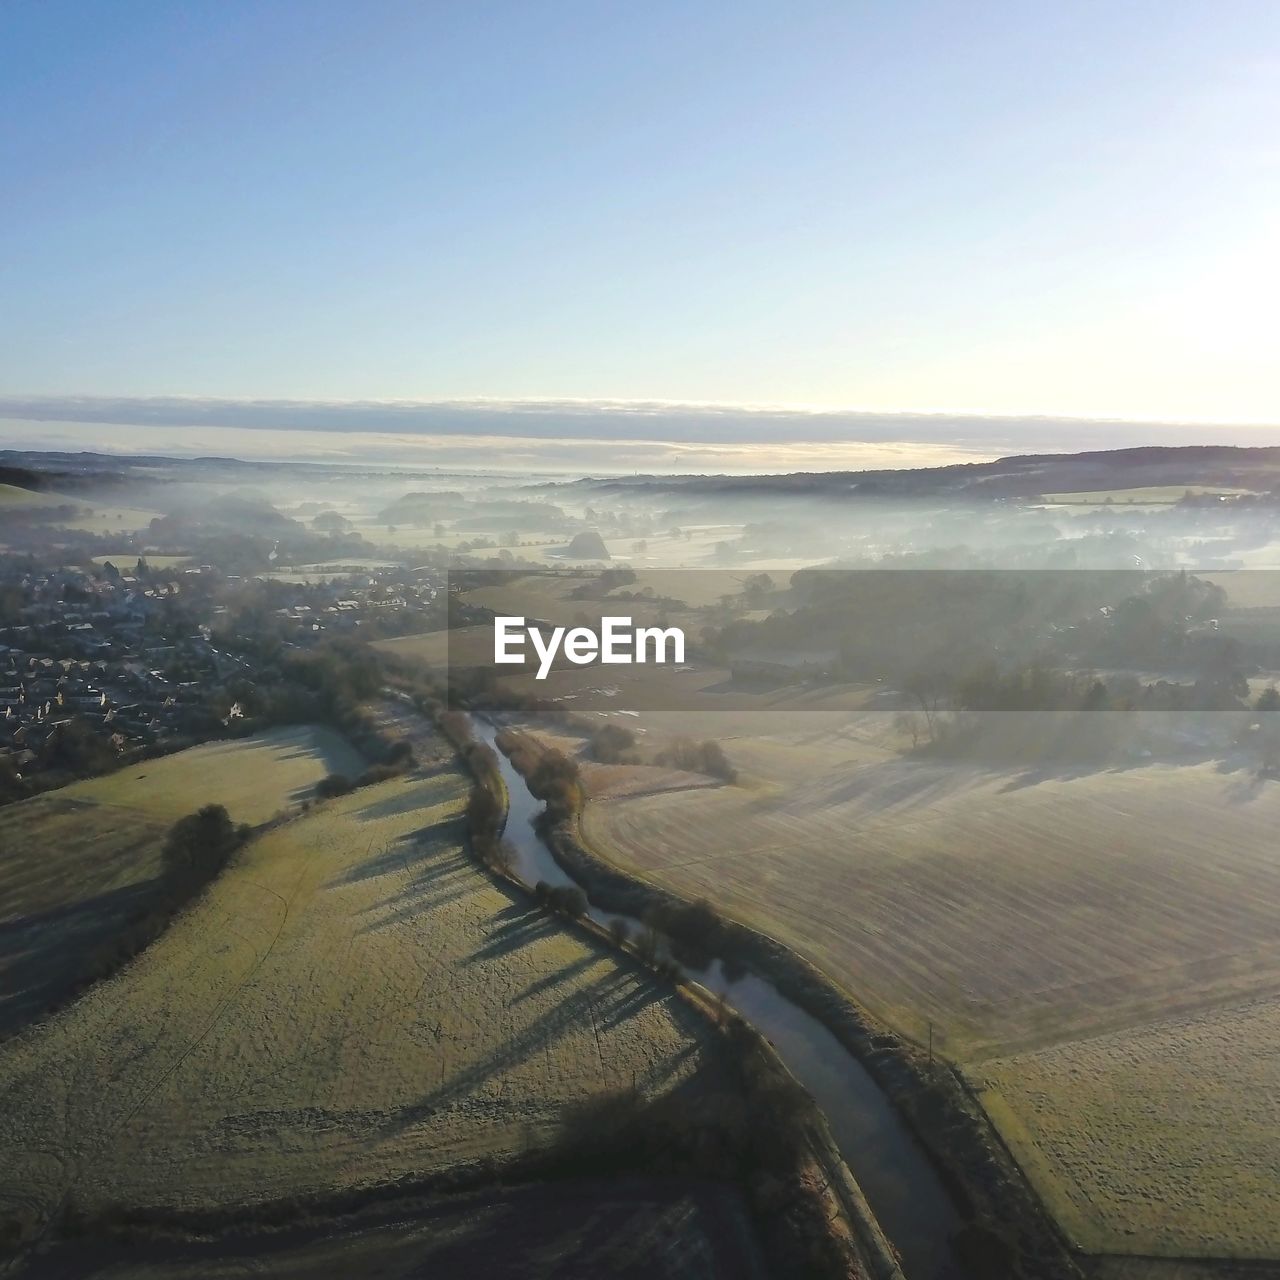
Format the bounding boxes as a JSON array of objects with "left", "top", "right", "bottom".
[{"left": 3, "top": 1, "right": 1279, "bottom": 424}]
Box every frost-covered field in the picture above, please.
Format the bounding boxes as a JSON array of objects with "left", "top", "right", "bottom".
[
  {"left": 0, "top": 765, "right": 717, "bottom": 1236},
  {"left": 0, "top": 726, "right": 364, "bottom": 1036},
  {"left": 578, "top": 718, "right": 1280, "bottom": 1260},
  {"left": 981, "top": 995, "right": 1280, "bottom": 1257}
]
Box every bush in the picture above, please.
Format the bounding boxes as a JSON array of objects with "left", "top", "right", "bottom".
[
  {"left": 356, "top": 763, "right": 404, "bottom": 787},
  {"left": 315, "top": 772, "right": 354, "bottom": 799},
  {"left": 590, "top": 723, "right": 637, "bottom": 764},
  {"left": 540, "top": 884, "right": 588, "bottom": 919},
  {"left": 646, "top": 897, "right": 731, "bottom": 971},
  {"left": 655, "top": 737, "right": 737, "bottom": 783},
  {"left": 162, "top": 803, "right": 243, "bottom": 893}
]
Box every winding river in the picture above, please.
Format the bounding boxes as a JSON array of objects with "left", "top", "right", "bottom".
[{"left": 471, "top": 718, "right": 971, "bottom": 1280}]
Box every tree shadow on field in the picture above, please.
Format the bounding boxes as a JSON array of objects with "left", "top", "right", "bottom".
[
  {"left": 1218, "top": 760, "right": 1278, "bottom": 804},
  {"left": 34, "top": 1175, "right": 768, "bottom": 1279},
  {"left": 808, "top": 757, "right": 985, "bottom": 812},
  {"left": 995, "top": 746, "right": 1234, "bottom": 795},
  {"left": 288, "top": 781, "right": 320, "bottom": 805},
  {"left": 346, "top": 831, "right": 483, "bottom": 935},
  {"left": 329, "top": 815, "right": 466, "bottom": 888},
  {"left": 592, "top": 971, "right": 668, "bottom": 1031},
  {"left": 347, "top": 774, "right": 455, "bottom": 823},
  {"left": 259, "top": 725, "right": 363, "bottom": 775},
  {"left": 994, "top": 761, "right": 1119, "bottom": 794},
  {"left": 462, "top": 904, "right": 557, "bottom": 964},
  {"left": 357, "top": 855, "right": 478, "bottom": 933},
  {"left": 387, "top": 968, "right": 674, "bottom": 1135},
  {"left": 0, "top": 880, "right": 157, "bottom": 1037},
  {"left": 511, "top": 951, "right": 604, "bottom": 1003}
]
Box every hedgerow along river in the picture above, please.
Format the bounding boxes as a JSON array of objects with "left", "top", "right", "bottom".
[{"left": 470, "top": 717, "right": 970, "bottom": 1280}]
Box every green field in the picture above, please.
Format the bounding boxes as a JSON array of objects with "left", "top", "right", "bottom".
[
  {"left": 53, "top": 504, "right": 165, "bottom": 534},
  {"left": 374, "top": 625, "right": 471, "bottom": 669},
  {"left": 0, "top": 760, "right": 724, "bottom": 1250},
  {"left": 0, "top": 484, "right": 68, "bottom": 508},
  {"left": 0, "top": 485, "right": 166, "bottom": 530},
  {"left": 981, "top": 995, "right": 1280, "bottom": 1257},
  {"left": 0, "top": 727, "right": 364, "bottom": 1037},
  {"left": 67, "top": 726, "right": 365, "bottom": 822}
]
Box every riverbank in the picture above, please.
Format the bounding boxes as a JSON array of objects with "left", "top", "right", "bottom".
[
  {"left": 498, "top": 722, "right": 1082, "bottom": 1280},
  {"left": 436, "top": 704, "right": 898, "bottom": 1280}
]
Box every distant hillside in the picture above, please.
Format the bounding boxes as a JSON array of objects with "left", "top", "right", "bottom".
[
  {"left": 563, "top": 445, "right": 1280, "bottom": 500},
  {"left": 0, "top": 465, "right": 45, "bottom": 494},
  {"left": 0, "top": 482, "right": 73, "bottom": 509}
]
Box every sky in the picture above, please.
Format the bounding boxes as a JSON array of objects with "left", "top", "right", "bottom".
[{"left": 3, "top": 1, "right": 1279, "bottom": 465}]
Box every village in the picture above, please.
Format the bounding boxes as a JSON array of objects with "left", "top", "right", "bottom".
[{"left": 0, "top": 556, "right": 445, "bottom": 796}]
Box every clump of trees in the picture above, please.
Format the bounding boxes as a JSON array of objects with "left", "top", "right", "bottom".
[
  {"left": 588, "top": 723, "right": 637, "bottom": 764},
  {"left": 161, "top": 804, "right": 248, "bottom": 897},
  {"left": 654, "top": 737, "right": 736, "bottom": 783},
  {"left": 464, "top": 750, "right": 505, "bottom": 864},
  {"left": 0, "top": 717, "right": 134, "bottom": 808},
  {"left": 742, "top": 571, "right": 775, "bottom": 606},
  {"left": 229, "top": 641, "right": 414, "bottom": 774},
  {"left": 314, "top": 756, "right": 419, "bottom": 803},
  {"left": 533, "top": 880, "right": 587, "bottom": 919},
  {"left": 952, "top": 661, "right": 1250, "bottom": 714},
  {"left": 354, "top": 761, "right": 410, "bottom": 788},
  {"left": 496, "top": 729, "right": 582, "bottom": 821},
  {"left": 315, "top": 772, "right": 354, "bottom": 799},
  {"left": 642, "top": 897, "right": 734, "bottom": 971}
]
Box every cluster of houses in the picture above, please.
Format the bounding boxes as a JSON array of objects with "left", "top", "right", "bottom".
[
  {"left": 0, "top": 561, "right": 447, "bottom": 783},
  {"left": 260, "top": 574, "right": 443, "bottom": 639},
  {"left": 0, "top": 565, "right": 234, "bottom": 780}
]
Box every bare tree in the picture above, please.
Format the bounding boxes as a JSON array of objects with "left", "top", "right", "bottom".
[
  {"left": 903, "top": 672, "right": 950, "bottom": 744},
  {"left": 893, "top": 710, "right": 923, "bottom": 749}
]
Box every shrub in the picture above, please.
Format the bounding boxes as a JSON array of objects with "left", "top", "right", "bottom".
[
  {"left": 655, "top": 737, "right": 737, "bottom": 783},
  {"left": 590, "top": 723, "right": 637, "bottom": 764},
  {"left": 315, "top": 772, "right": 354, "bottom": 799},
  {"left": 356, "top": 762, "right": 403, "bottom": 787},
  {"left": 547, "top": 884, "right": 588, "bottom": 919},
  {"left": 162, "top": 803, "right": 242, "bottom": 892}
]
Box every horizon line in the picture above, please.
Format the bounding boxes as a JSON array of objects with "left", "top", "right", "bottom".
[{"left": 3, "top": 392, "right": 1280, "bottom": 434}]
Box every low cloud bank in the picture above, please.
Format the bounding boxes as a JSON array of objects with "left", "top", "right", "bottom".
[{"left": 1, "top": 395, "right": 1275, "bottom": 474}]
